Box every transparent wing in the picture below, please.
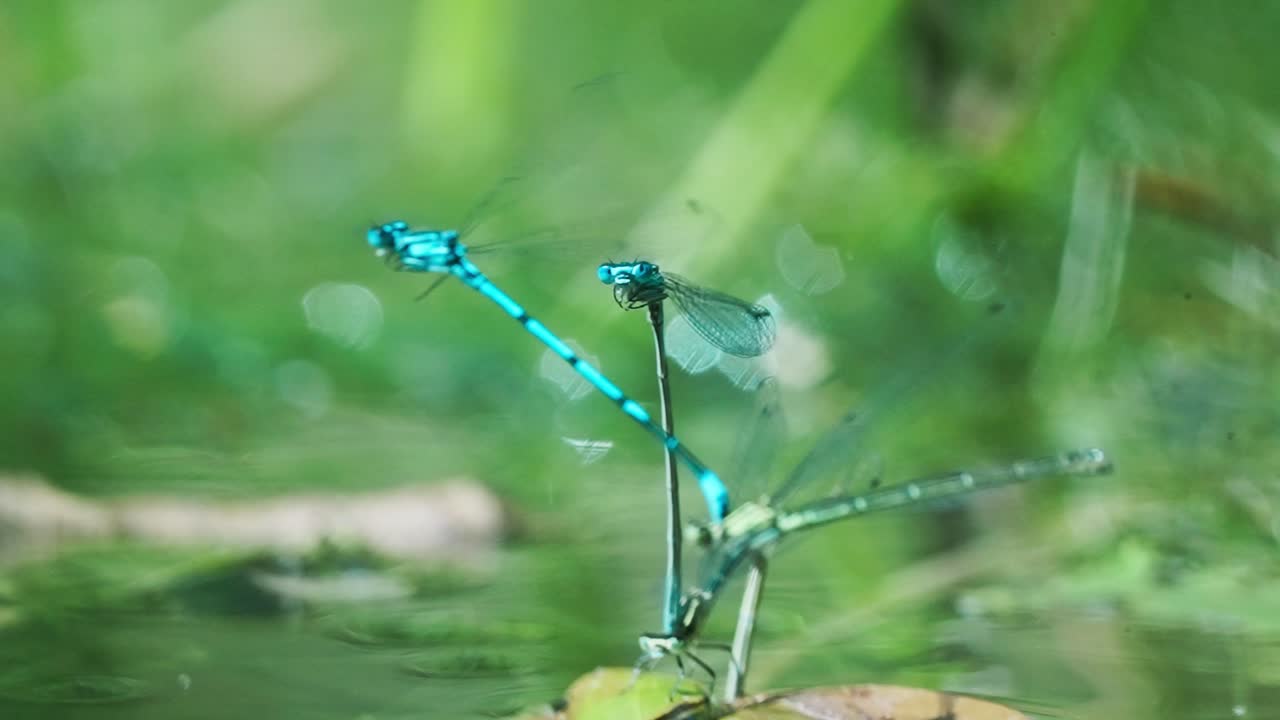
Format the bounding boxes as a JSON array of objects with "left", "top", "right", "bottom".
[
  {"left": 768, "top": 302, "right": 1016, "bottom": 510},
  {"left": 767, "top": 406, "right": 878, "bottom": 510},
  {"left": 664, "top": 273, "right": 776, "bottom": 357},
  {"left": 456, "top": 73, "right": 720, "bottom": 267},
  {"left": 694, "top": 526, "right": 762, "bottom": 600},
  {"left": 459, "top": 167, "right": 631, "bottom": 263},
  {"left": 691, "top": 380, "right": 784, "bottom": 600},
  {"left": 450, "top": 73, "right": 636, "bottom": 261},
  {"left": 727, "top": 378, "right": 787, "bottom": 503},
  {"left": 459, "top": 174, "right": 531, "bottom": 239}
]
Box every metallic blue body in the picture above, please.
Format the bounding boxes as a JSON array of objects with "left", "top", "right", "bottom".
[{"left": 367, "top": 221, "right": 730, "bottom": 521}]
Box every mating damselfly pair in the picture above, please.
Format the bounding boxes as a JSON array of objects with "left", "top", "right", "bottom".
[
  {"left": 600, "top": 263, "right": 1111, "bottom": 698},
  {"left": 365, "top": 212, "right": 1113, "bottom": 702}
]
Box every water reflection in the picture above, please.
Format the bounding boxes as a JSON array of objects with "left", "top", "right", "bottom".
[
  {"left": 301, "top": 282, "right": 383, "bottom": 349},
  {"left": 104, "top": 256, "right": 172, "bottom": 357},
  {"left": 0, "top": 673, "right": 155, "bottom": 705},
  {"left": 273, "top": 359, "right": 333, "bottom": 419},
  {"left": 932, "top": 214, "right": 1006, "bottom": 302}
]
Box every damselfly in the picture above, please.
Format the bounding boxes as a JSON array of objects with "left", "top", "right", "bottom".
[
  {"left": 638, "top": 441, "right": 1111, "bottom": 694},
  {"left": 598, "top": 261, "right": 777, "bottom": 359},
  {"left": 367, "top": 221, "right": 729, "bottom": 521},
  {"left": 637, "top": 308, "right": 1111, "bottom": 696},
  {"left": 598, "top": 259, "right": 775, "bottom": 644}
]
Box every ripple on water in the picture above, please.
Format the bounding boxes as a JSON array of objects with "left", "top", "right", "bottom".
[
  {"left": 0, "top": 673, "right": 156, "bottom": 705},
  {"left": 399, "top": 649, "right": 529, "bottom": 680}
]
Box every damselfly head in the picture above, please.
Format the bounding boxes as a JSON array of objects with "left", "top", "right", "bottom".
[
  {"left": 367, "top": 220, "right": 409, "bottom": 252},
  {"left": 604, "top": 261, "right": 668, "bottom": 309},
  {"left": 598, "top": 261, "right": 661, "bottom": 287}
]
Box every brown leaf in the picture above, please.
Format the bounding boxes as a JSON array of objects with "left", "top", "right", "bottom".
[{"left": 728, "top": 684, "right": 1029, "bottom": 720}]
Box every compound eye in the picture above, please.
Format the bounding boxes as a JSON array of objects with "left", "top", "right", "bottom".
[{"left": 367, "top": 226, "right": 392, "bottom": 249}]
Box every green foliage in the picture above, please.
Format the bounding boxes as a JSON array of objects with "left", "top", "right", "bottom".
[{"left": 2, "top": 1, "right": 1279, "bottom": 718}]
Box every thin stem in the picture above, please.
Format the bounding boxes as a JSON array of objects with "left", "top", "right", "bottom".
[
  {"left": 725, "top": 553, "right": 767, "bottom": 701},
  {"left": 648, "top": 301, "right": 683, "bottom": 634}
]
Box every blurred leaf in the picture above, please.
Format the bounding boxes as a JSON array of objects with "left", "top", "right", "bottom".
[
  {"left": 730, "top": 684, "right": 1028, "bottom": 719},
  {"left": 562, "top": 667, "right": 709, "bottom": 720},
  {"left": 529, "top": 670, "right": 1028, "bottom": 720}
]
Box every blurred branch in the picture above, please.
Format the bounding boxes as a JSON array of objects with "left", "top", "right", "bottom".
[
  {"left": 994, "top": 0, "right": 1151, "bottom": 191},
  {"left": 403, "top": 0, "right": 521, "bottom": 169},
  {"left": 0, "top": 475, "right": 510, "bottom": 567},
  {"left": 638, "top": 0, "right": 902, "bottom": 275},
  {"left": 1131, "top": 166, "right": 1278, "bottom": 253}
]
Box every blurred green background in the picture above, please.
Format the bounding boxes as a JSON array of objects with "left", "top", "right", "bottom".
[{"left": 2, "top": 1, "right": 1279, "bottom": 718}]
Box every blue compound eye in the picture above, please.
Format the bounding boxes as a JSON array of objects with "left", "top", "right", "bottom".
[
  {"left": 367, "top": 225, "right": 392, "bottom": 249},
  {"left": 597, "top": 264, "right": 615, "bottom": 284},
  {"left": 369, "top": 221, "right": 410, "bottom": 249},
  {"left": 636, "top": 262, "right": 657, "bottom": 278}
]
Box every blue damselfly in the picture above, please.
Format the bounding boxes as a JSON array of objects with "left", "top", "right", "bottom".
[
  {"left": 598, "top": 259, "right": 775, "bottom": 640},
  {"left": 367, "top": 222, "right": 730, "bottom": 521}
]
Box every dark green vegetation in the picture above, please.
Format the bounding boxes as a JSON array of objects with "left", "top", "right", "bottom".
[{"left": 2, "top": 1, "right": 1279, "bottom": 718}]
